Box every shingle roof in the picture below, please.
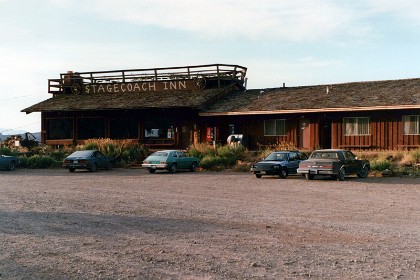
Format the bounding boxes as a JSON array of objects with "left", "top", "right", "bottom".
[
  {"left": 22, "top": 78, "right": 420, "bottom": 114},
  {"left": 22, "top": 86, "right": 235, "bottom": 113},
  {"left": 201, "top": 78, "right": 420, "bottom": 115}
]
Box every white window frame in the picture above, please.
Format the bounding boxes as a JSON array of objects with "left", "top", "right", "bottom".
[
  {"left": 403, "top": 115, "right": 420, "bottom": 135},
  {"left": 264, "top": 119, "right": 286, "bottom": 136},
  {"left": 344, "top": 117, "right": 370, "bottom": 136}
]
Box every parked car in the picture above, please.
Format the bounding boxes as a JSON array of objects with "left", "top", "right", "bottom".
[
  {"left": 297, "top": 149, "right": 370, "bottom": 181},
  {"left": 142, "top": 150, "right": 200, "bottom": 173},
  {"left": 251, "top": 150, "right": 308, "bottom": 178},
  {"left": 63, "top": 150, "right": 112, "bottom": 172},
  {"left": 0, "top": 154, "right": 20, "bottom": 171}
]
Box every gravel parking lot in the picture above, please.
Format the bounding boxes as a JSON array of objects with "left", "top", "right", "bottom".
[{"left": 1, "top": 168, "right": 420, "bottom": 279}]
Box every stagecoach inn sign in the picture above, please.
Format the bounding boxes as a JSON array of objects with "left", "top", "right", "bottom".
[{"left": 80, "top": 79, "right": 206, "bottom": 94}]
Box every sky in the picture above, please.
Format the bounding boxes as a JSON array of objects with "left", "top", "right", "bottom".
[{"left": 1, "top": 0, "right": 420, "bottom": 133}]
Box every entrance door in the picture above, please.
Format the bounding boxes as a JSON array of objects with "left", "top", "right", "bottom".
[
  {"left": 179, "top": 125, "right": 192, "bottom": 148},
  {"left": 319, "top": 118, "right": 332, "bottom": 149},
  {"left": 299, "top": 119, "right": 310, "bottom": 149}
]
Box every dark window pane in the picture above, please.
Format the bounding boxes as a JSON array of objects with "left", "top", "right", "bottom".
[
  {"left": 110, "top": 117, "right": 138, "bottom": 139},
  {"left": 77, "top": 118, "right": 105, "bottom": 139},
  {"left": 47, "top": 118, "right": 73, "bottom": 140}
]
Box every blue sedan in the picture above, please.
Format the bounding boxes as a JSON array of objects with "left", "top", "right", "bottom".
[
  {"left": 0, "top": 154, "right": 20, "bottom": 171},
  {"left": 63, "top": 150, "right": 112, "bottom": 172}
]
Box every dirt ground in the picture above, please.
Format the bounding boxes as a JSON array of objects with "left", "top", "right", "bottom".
[{"left": 0, "top": 168, "right": 419, "bottom": 279}]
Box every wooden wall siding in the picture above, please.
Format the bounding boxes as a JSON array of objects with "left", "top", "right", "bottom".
[
  {"left": 331, "top": 111, "right": 420, "bottom": 150},
  {"left": 200, "top": 116, "right": 299, "bottom": 149}
]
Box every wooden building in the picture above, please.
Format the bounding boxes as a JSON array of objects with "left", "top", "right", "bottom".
[
  {"left": 201, "top": 79, "right": 420, "bottom": 150},
  {"left": 22, "top": 64, "right": 420, "bottom": 150}
]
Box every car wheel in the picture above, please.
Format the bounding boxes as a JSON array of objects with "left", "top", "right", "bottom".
[
  {"left": 279, "top": 168, "right": 288, "bottom": 179},
  {"left": 169, "top": 163, "right": 177, "bottom": 173},
  {"left": 69, "top": 168, "right": 75, "bottom": 172},
  {"left": 105, "top": 162, "right": 111, "bottom": 170},
  {"left": 255, "top": 174, "right": 262, "bottom": 178},
  {"left": 305, "top": 174, "right": 314, "bottom": 180},
  {"left": 357, "top": 166, "right": 369, "bottom": 178},
  {"left": 148, "top": 168, "right": 156, "bottom": 174},
  {"left": 337, "top": 168, "right": 346, "bottom": 181},
  {"left": 7, "top": 161, "right": 15, "bottom": 171},
  {"left": 89, "top": 163, "right": 97, "bottom": 172},
  {"left": 190, "top": 162, "right": 197, "bottom": 172}
]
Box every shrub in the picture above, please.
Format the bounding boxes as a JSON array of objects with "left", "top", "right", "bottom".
[
  {"left": 410, "top": 149, "right": 420, "bottom": 163},
  {"left": 188, "top": 143, "right": 216, "bottom": 159},
  {"left": 79, "top": 138, "right": 148, "bottom": 165},
  {"left": 84, "top": 142, "right": 99, "bottom": 150},
  {"left": 1, "top": 147, "right": 16, "bottom": 156},
  {"left": 199, "top": 155, "right": 226, "bottom": 170},
  {"left": 25, "top": 155, "right": 61, "bottom": 169},
  {"left": 188, "top": 143, "right": 246, "bottom": 170},
  {"left": 370, "top": 159, "right": 392, "bottom": 172}
]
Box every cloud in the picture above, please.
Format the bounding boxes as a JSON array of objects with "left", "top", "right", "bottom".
[
  {"left": 365, "top": 0, "right": 420, "bottom": 25},
  {"left": 77, "top": 0, "right": 357, "bottom": 42}
]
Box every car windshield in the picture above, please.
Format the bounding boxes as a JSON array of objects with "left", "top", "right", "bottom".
[
  {"left": 68, "top": 150, "right": 93, "bottom": 157},
  {"left": 265, "top": 153, "right": 288, "bottom": 161},
  {"left": 151, "top": 152, "right": 168, "bottom": 157},
  {"left": 310, "top": 152, "right": 339, "bottom": 159}
]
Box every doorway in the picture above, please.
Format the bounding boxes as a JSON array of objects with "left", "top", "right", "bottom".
[
  {"left": 299, "top": 119, "right": 310, "bottom": 149},
  {"left": 319, "top": 118, "right": 332, "bottom": 148}
]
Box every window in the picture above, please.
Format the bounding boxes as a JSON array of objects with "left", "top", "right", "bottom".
[
  {"left": 403, "top": 115, "right": 420, "bottom": 135},
  {"left": 344, "top": 117, "right": 370, "bottom": 135},
  {"left": 47, "top": 118, "right": 73, "bottom": 140},
  {"left": 110, "top": 117, "right": 138, "bottom": 139},
  {"left": 289, "top": 152, "right": 298, "bottom": 161},
  {"left": 264, "top": 119, "right": 286, "bottom": 136},
  {"left": 344, "top": 151, "right": 356, "bottom": 160},
  {"left": 77, "top": 118, "right": 105, "bottom": 139}
]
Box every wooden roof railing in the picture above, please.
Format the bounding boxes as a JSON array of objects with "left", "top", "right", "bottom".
[{"left": 48, "top": 64, "right": 247, "bottom": 94}]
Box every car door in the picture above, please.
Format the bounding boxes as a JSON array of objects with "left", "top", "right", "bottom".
[
  {"left": 94, "top": 151, "right": 107, "bottom": 169},
  {"left": 343, "top": 151, "right": 360, "bottom": 174},
  {"left": 176, "top": 151, "right": 189, "bottom": 169},
  {"left": 287, "top": 152, "right": 300, "bottom": 174}
]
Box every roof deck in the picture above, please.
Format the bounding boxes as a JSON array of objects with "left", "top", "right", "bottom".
[{"left": 48, "top": 64, "right": 247, "bottom": 94}]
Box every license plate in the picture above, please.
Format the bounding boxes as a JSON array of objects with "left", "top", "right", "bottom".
[
  {"left": 73, "top": 160, "right": 78, "bottom": 163},
  {"left": 151, "top": 165, "right": 156, "bottom": 169},
  {"left": 260, "top": 171, "right": 266, "bottom": 174}
]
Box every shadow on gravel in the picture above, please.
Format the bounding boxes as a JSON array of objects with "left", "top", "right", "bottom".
[{"left": 0, "top": 210, "right": 219, "bottom": 237}]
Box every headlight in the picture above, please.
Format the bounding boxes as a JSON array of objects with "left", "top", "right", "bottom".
[{"left": 272, "top": 165, "right": 281, "bottom": 169}]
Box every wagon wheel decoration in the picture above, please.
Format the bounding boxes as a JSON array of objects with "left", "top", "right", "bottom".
[
  {"left": 71, "top": 83, "right": 82, "bottom": 95},
  {"left": 193, "top": 76, "right": 206, "bottom": 90}
]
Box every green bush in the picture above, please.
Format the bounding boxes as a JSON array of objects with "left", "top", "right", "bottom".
[
  {"left": 84, "top": 142, "right": 99, "bottom": 150},
  {"left": 1, "top": 147, "right": 18, "bottom": 156},
  {"left": 370, "top": 159, "right": 392, "bottom": 171},
  {"left": 78, "top": 139, "right": 149, "bottom": 166},
  {"left": 199, "top": 155, "right": 227, "bottom": 170},
  {"left": 188, "top": 143, "right": 216, "bottom": 159},
  {"left": 188, "top": 144, "right": 246, "bottom": 170},
  {"left": 25, "top": 155, "right": 61, "bottom": 169},
  {"left": 49, "top": 150, "right": 67, "bottom": 161},
  {"left": 410, "top": 149, "right": 420, "bottom": 163}
]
